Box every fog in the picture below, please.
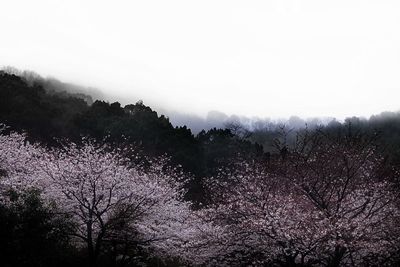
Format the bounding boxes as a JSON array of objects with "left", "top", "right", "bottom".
[
  {"left": 1, "top": 0, "right": 400, "bottom": 124},
  {"left": 2, "top": 66, "right": 390, "bottom": 134}
]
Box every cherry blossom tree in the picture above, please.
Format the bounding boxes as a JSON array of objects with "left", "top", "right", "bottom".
[
  {"left": 281, "top": 130, "right": 400, "bottom": 266},
  {"left": 0, "top": 127, "right": 44, "bottom": 198},
  {"left": 0, "top": 130, "right": 201, "bottom": 266},
  {"left": 203, "top": 130, "right": 400, "bottom": 266}
]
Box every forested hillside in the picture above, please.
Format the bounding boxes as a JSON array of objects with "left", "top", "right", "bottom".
[{"left": 0, "top": 71, "right": 263, "bottom": 203}]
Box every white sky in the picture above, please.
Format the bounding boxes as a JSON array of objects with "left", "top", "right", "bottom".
[{"left": 1, "top": 0, "right": 400, "bottom": 119}]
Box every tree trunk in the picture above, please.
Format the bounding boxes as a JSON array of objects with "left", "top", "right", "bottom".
[
  {"left": 87, "top": 220, "right": 97, "bottom": 267},
  {"left": 328, "top": 246, "right": 346, "bottom": 267}
]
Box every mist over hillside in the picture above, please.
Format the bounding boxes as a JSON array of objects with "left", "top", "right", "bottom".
[
  {"left": 2, "top": 66, "right": 105, "bottom": 105},
  {"left": 4, "top": 66, "right": 400, "bottom": 137},
  {"left": 4, "top": 66, "right": 400, "bottom": 135},
  {"left": 1, "top": 66, "right": 342, "bottom": 134},
  {"left": 2, "top": 66, "right": 400, "bottom": 136},
  {"left": 163, "top": 109, "right": 338, "bottom": 134}
]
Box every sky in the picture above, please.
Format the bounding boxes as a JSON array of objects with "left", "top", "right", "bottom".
[{"left": 1, "top": 0, "right": 400, "bottom": 120}]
